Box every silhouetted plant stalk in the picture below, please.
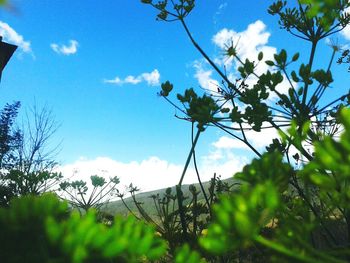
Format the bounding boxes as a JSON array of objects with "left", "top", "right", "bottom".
[
  {"left": 59, "top": 175, "right": 120, "bottom": 215},
  {"left": 175, "top": 124, "right": 200, "bottom": 239},
  {"left": 191, "top": 123, "right": 211, "bottom": 215},
  {"left": 152, "top": 0, "right": 349, "bottom": 161},
  {"left": 141, "top": 0, "right": 350, "bottom": 258}
]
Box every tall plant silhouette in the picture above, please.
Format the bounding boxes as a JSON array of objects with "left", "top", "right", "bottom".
[{"left": 141, "top": 0, "right": 350, "bottom": 249}]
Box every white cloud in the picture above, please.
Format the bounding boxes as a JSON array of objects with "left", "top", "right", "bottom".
[
  {"left": 104, "top": 69, "right": 160, "bottom": 87},
  {"left": 341, "top": 27, "right": 350, "bottom": 40},
  {"left": 201, "top": 148, "right": 248, "bottom": 179},
  {"left": 213, "top": 2, "right": 228, "bottom": 25},
  {"left": 204, "top": 126, "right": 280, "bottom": 179},
  {"left": 104, "top": 77, "right": 123, "bottom": 85},
  {"left": 51, "top": 40, "right": 79, "bottom": 55},
  {"left": 0, "top": 21, "right": 32, "bottom": 54},
  {"left": 192, "top": 20, "right": 280, "bottom": 97},
  {"left": 341, "top": 7, "right": 350, "bottom": 40},
  {"left": 193, "top": 60, "right": 220, "bottom": 93},
  {"left": 124, "top": 75, "right": 141, "bottom": 84},
  {"left": 59, "top": 156, "right": 182, "bottom": 194},
  {"left": 243, "top": 128, "right": 279, "bottom": 149},
  {"left": 213, "top": 122, "right": 280, "bottom": 152},
  {"left": 58, "top": 153, "right": 246, "bottom": 196},
  {"left": 212, "top": 136, "right": 246, "bottom": 149},
  {"left": 198, "top": 20, "right": 294, "bottom": 100},
  {"left": 213, "top": 20, "right": 277, "bottom": 74},
  {"left": 141, "top": 70, "right": 161, "bottom": 86}
]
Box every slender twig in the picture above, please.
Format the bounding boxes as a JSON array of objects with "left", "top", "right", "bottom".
[
  {"left": 178, "top": 127, "right": 201, "bottom": 186},
  {"left": 190, "top": 123, "right": 211, "bottom": 215}
]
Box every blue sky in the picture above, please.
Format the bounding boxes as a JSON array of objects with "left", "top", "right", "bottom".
[{"left": 0, "top": 1, "right": 349, "bottom": 193}]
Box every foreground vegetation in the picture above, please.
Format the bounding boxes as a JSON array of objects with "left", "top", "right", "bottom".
[
  {"left": 1, "top": 0, "right": 350, "bottom": 262},
  {"left": 1, "top": 107, "right": 350, "bottom": 262}
]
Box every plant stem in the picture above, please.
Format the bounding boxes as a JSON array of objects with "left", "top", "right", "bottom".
[
  {"left": 178, "top": 128, "right": 201, "bottom": 186},
  {"left": 179, "top": 19, "right": 242, "bottom": 97},
  {"left": 302, "top": 40, "right": 317, "bottom": 107},
  {"left": 176, "top": 127, "right": 201, "bottom": 240},
  {"left": 191, "top": 124, "right": 211, "bottom": 215}
]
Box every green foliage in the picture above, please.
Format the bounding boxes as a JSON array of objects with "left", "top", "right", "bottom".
[
  {"left": 299, "top": 0, "right": 350, "bottom": 29},
  {"left": 300, "top": 108, "right": 350, "bottom": 212},
  {"left": 199, "top": 108, "right": 350, "bottom": 262},
  {"left": 0, "top": 193, "right": 167, "bottom": 263},
  {"left": 140, "top": 0, "right": 350, "bottom": 261},
  {"left": 59, "top": 175, "right": 120, "bottom": 213},
  {"left": 160, "top": 80, "right": 173, "bottom": 97},
  {"left": 3, "top": 169, "right": 63, "bottom": 195},
  {"left": 6, "top": 117, "right": 350, "bottom": 262},
  {"left": 148, "top": 0, "right": 350, "bottom": 162},
  {"left": 121, "top": 175, "right": 237, "bottom": 259},
  {"left": 0, "top": 193, "right": 68, "bottom": 263},
  {"left": 175, "top": 244, "right": 205, "bottom": 263},
  {"left": 125, "top": 183, "right": 210, "bottom": 252},
  {"left": 0, "top": 103, "right": 61, "bottom": 206},
  {"left": 47, "top": 210, "right": 167, "bottom": 263},
  {"left": 0, "top": 102, "right": 22, "bottom": 205},
  {"left": 177, "top": 88, "right": 219, "bottom": 131},
  {"left": 235, "top": 152, "right": 291, "bottom": 191},
  {"left": 0, "top": 101, "right": 21, "bottom": 169},
  {"left": 338, "top": 48, "right": 350, "bottom": 71},
  {"left": 269, "top": 0, "right": 350, "bottom": 32},
  {"left": 201, "top": 180, "right": 279, "bottom": 254},
  {"left": 3, "top": 1, "right": 350, "bottom": 262},
  {"left": 141, "top": 0, "right": 195, "bottom": 21}
]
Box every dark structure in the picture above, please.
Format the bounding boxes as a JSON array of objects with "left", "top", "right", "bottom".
[{"left": 0, "top": 36, "right": 17, "bottom": 82}]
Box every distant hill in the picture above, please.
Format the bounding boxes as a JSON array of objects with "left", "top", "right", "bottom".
[{"left": 103, "top": 177, "right": 240, "bottom": 216}]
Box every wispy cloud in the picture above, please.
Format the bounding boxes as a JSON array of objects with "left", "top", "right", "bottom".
[
  {"left": 217, "top": 3, "right": 227, "bottom": 13},
  {"left": 213, "top": 2, "right": 228, "bottom": 25},
  {"left": 0, "top": 21, "right": 32, "bottom": 54},
  {"left": 104, "top": 69, "right": 160, "bottom": 86},
  {"left": 193, "top": 60, "right": 220, "bottom": 93},
  {"left": 51, "top": 40, "right": 79, "bottom": 55}
]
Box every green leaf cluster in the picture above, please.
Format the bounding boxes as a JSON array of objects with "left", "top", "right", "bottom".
[
  {"left": 175, "top": 244, "right": 205, "bottom": 263},
  {"left": 0, "top": 193, "right": 68, "bottom": 263},
  {"left": 199, "top": 153, "right": 288, "bottom": 255},
  {"left": 0, "top": 193, "right": 168, "bottom": 263},
  {"left": 177, "top": 88, "right": 219, "bottom": 131},
  {"left": 199, "top": 108, "right": 350, "bottom": 262},
  {"left": 47, "top": 210, "right": 167, "bottom": 263},
  {"left": 141, "top": 0, "right": 195, "bottom": 21},
  {"left": 300, "top": 108, "right": 350, "bottom": 210},
  {"left": 200, "top": 180, "right": 280, "bottom": 254}
]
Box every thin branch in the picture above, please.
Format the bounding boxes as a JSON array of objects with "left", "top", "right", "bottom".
[{"left": 191, "top": 123, "right": 211, "bottom": 215}]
